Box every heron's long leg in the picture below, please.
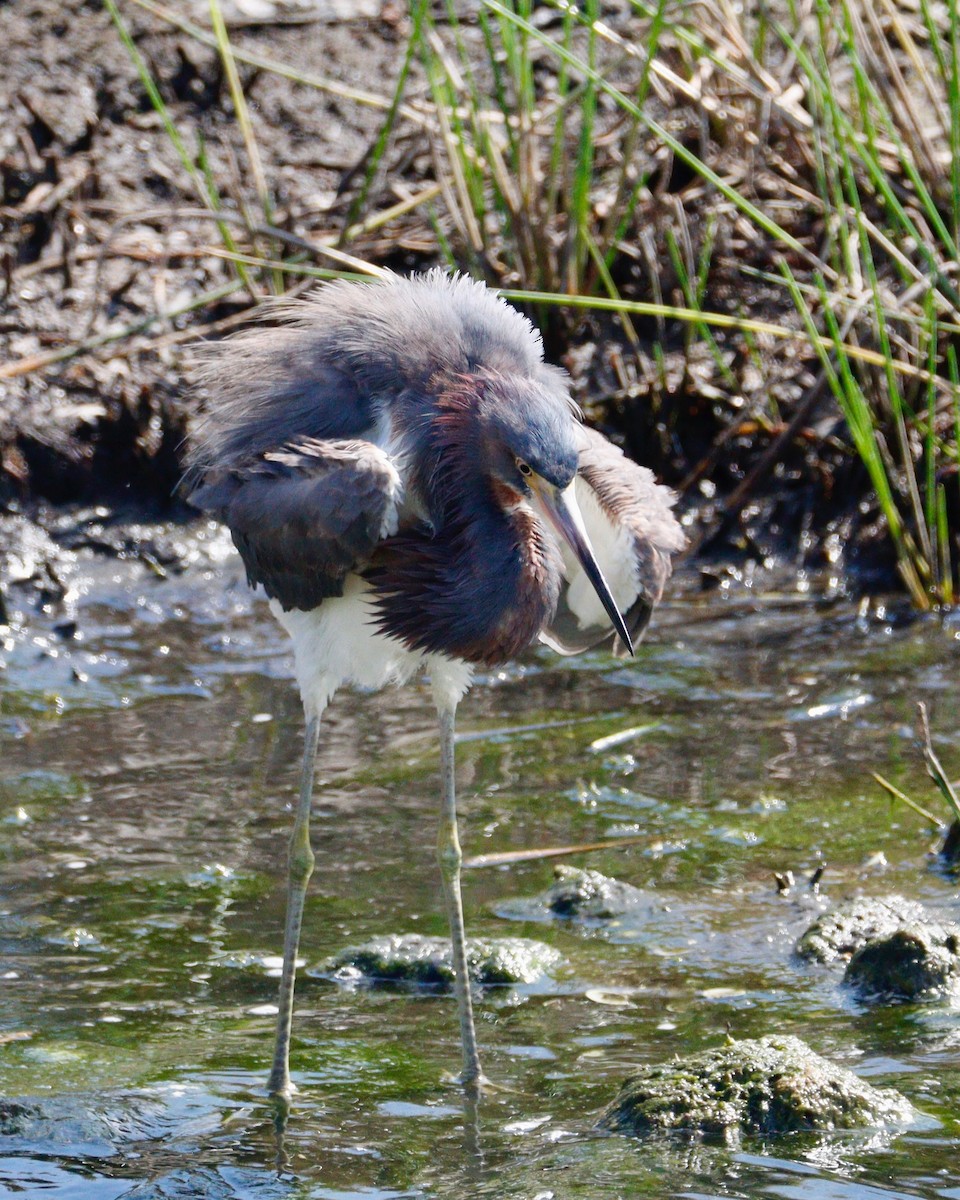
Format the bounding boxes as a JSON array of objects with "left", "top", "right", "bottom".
[
  {"left": 436, "top": 704, "right": 484, "bottom": 1086},
  {"left": 268, "top": 712, "right": 321, "bottom": 1099}
]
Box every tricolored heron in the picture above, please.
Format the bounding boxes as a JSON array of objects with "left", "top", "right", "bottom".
[{"left": 185, "top": 270, "right": 684, "bottom": 1098}]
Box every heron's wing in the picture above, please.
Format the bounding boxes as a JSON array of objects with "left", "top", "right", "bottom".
[
  {"left": 188, "top": 438, "right": 402, "bottom": 612},
  {"left": 184, "top": 329, "right": 377, "bottom": 492},
  {"left": 541, "top": 427, "right": 686, "bottom": 657}
]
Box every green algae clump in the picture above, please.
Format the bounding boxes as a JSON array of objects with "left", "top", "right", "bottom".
[
  {"left": 324, "top": 932, "right": 562, "bottom": 990},
  {"left": 600, "top": 1034, "right": 914, "bottom": 1136}
]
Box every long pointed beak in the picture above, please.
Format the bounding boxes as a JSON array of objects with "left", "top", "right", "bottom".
[{"left": 533, "top": 479, "right": 635, "bottom": 655}]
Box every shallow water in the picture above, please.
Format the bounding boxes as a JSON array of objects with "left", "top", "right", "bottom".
[{"left": 2, "top": 534, "right": 960, "bottom": 1198}]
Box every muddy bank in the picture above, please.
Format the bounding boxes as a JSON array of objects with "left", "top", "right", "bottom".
[{"left": 0, "top": 0, "right": 916, "bottom": 599}]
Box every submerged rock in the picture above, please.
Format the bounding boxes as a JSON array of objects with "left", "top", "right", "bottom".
[
  {"left": 539, "top": 865, "right": 648, "bottom": 920},
  {"left": 796, "top": 894, "right": 960, "bottom": 1003},
  {"left": 0, "top": 1085, "right": 224, "bottom": 1160},
  {"left": 0, "top": 1091, "right": 284, "bottom": 1197},
  {"left": 0, "top": 1099, "right": 113, "bottom": 1160},
  {"left": 844, "top": 921, "right": 960, "bottom": 1001},
  {"left": 795, "top": 895, "right": 928, "bottom": 963},
  {"left": 496, "top": 864, "right": 652, "bottom": 927},
  {"left": 599, "top": 1035, "right": 914, "bottom": 1136},
  {"left": 122, "top": 1165, "right": 289, "bottom": 1199},
  {"left": 323, "top": 932, "right": 563, "bottom": 990}
]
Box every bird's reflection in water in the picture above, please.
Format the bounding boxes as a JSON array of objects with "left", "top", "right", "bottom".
[{"left": 266, "top": 1069, "right": 486, "bottom": 1180}]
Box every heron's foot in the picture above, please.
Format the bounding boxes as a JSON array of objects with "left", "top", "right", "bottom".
[
  {"left": 267, "top": 1068, "right": 296, "bottom": 1091},
  {"left": 266, "top": 1071, "right": 297, "bottom": 1116},
  {"left": 464, "top": 1071, "right": 500, "bottom": 1097},
  {"left": 442, "top": 1068, "right": 506, "bottom": 1096},
  {"left": 268, "top": 1078, "right": 296, "bottom": 1098}
]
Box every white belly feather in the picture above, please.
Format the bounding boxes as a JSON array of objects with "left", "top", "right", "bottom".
[{"left": 271, "top": 576, "right": 473, "bottom": 720}]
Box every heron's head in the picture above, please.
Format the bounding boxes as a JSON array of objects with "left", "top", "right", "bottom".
[
  {"left": 476, "top": 374, "right": 635, "bottom": 654},
  {"left": 475, "top": 374, "right": 579, "bottom": 497}
]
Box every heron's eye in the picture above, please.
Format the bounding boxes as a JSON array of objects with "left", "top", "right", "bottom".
[{"left": 516, "top": 459, "right": 533, "bottom": 478}]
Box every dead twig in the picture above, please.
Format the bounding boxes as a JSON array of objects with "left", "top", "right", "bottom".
[{"left": 464, "top": 834, "right": 649, "bottom": 869}]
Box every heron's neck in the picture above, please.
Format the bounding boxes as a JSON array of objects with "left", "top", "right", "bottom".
[{"left": 367, "top": 493, "right": 563, "bottom": 667}]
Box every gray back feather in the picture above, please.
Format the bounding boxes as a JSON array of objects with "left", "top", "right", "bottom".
[{"left": 185, "top": 270, "right": 560, "bottom": 487}]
